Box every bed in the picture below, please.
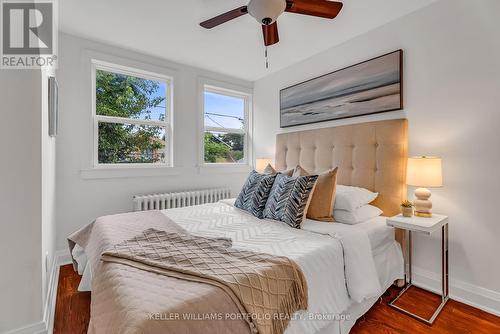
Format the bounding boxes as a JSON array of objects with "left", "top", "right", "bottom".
[{"left": 69, "top": 119, "right": 408, "bottom": 334}]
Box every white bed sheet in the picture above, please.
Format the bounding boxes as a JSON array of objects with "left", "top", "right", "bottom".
[
  {"left": 318, "top": 240, "right": 404, "bottom": 334},
  {"left": 73, "top": 200, "right": 403, "bottom": 334},
  {"left": 353, "top": 216, "right": 396, "bottom": 253},
  {"left": 305, "top": 216, "right": 394, "bottom": 254}
]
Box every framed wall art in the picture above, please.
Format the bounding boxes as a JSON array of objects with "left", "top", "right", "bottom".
[{"left": 280, "top": 50, "right": 403, "bottom": 128}]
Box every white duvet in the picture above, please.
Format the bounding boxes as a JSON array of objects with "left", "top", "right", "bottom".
[{"left": 74, "top": 200, "right": 386, "bottom": 334}]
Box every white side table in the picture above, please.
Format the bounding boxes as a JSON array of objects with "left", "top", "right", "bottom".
[{"left": 386, "top": 214, "right": 449, "bottom": 325}]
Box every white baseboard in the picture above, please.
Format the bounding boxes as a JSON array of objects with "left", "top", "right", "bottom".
[
  {"left": 1, "top": 322, "right": 47, "bottom": 334},
  {"left": 43, "top": 249, "right": 72, "bottom": 334},
  {"left": 3, "top": 249, "right": 71, "bottom": 334},
  {"left": 53, "top": 249, "right": 72, "bottom": 268},
  {"left": 413, "top": 266, "right": 500, "bottom": 316}
]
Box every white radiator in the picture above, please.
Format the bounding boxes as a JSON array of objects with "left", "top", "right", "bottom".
[{"left": 133, "top": 188, "right": 231, "bottom": 212}]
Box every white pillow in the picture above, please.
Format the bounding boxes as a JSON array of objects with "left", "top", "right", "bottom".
[
  {"left": 334, "top": 185, "right": 378, "bottom": 212},
  {"left": 334, "top": 205, "right": 383, "bottom": 225}
]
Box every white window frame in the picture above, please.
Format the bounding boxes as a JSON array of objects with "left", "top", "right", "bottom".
[
  {"left": 91, "top": 59, "right": 174, "bottom": 168},
  {"left": 200, "top": 82, "right": 252, "bottom": 167}
]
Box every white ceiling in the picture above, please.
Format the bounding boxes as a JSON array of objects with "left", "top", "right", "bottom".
[{"left": 60, "top": 0, "right": 438, "bottom": 81}]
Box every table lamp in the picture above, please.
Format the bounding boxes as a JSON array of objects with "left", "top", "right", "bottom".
[
  {"left": 255, "top": 158, "right": 273, "bottom": 173},
  {"left": 406, "top": 156, "right": 443, "bottom": 217}
]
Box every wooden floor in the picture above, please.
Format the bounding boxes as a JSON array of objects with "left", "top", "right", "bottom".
[
  {"left": 351, "top": 286, "right": 500, "bottom": 334},
  {"left": 54, "top": 264, "right": 500, "bottom": 334},
  {"left": 54, "top": 265, "right": 91, "bottom": 334}
]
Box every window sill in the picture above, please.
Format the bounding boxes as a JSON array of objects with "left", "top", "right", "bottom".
[
  {"left": 197, "top": 164, "right": 252, "bottom": 175},
  {"left": 80, "top": 166, "right": 182, "bottom": 180}
]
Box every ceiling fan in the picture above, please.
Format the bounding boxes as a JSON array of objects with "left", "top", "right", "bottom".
[{"left": 200, "top": 0, "right": 343, "bottom": 47}]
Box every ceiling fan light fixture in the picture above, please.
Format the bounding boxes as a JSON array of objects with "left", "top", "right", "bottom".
[
  {"left": 248, "top": 0, "right": 286, "bottom": 25},
  {"left": 199, "top": 0, "right": 344, "bottom": 56}
]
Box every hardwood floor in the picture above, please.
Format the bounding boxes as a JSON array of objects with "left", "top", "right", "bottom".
[
  {"left": 54, "top": 264, "right": 500, "bottom": 334},
  {"left": 350, "top": 286, "right": 500, "bottom": 334},
  {"left": 54, "top": 265, "right": 91, "bottom": 334}
]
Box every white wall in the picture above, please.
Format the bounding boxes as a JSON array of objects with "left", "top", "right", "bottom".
[
  {"left": 254, "top": 0, "right": 500, "bottom": 314},
  {"left": 55, "top": 33, "right": 253, "bottom": 249},
  {"left": 0, "top": 70, "right": 49, "bottom": 332}
]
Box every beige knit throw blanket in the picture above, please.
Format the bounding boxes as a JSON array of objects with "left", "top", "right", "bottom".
[{"left": 101, "top": 225, "right": 308, "bottom": 334}]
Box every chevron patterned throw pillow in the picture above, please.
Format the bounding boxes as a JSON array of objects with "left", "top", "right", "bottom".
[
  {"left": 263, "top": 173, "right": 319, "bottom": 228},
  {"left": 235, "top": 170, "right": 277, "bottom": 218}
]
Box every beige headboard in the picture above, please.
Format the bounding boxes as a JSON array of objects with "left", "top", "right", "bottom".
[{"left": 275, "top": 119, "right": 408, "bottom": 218}]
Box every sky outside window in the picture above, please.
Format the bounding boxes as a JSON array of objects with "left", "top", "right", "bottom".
[{"left": 204, "top": 91, "right": 245, "bottom": 130}]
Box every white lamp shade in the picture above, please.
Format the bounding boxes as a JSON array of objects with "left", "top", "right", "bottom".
[
  {"left": 255, "top": 158, "right": 273, "bottom": 173},
  {"left": 248, "top": 0, "right": 286, "bottom": 24},
  {"left": 406, "top": 157, "right": 443, "bottom": 187}
]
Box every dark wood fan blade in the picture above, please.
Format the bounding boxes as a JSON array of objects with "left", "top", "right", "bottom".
[
  {"left": 262, "top": 22, "right": 279, "bottom": 46},
  {"left": 286, "top": 0, "right": 343, "bottom": 19},
  {"left": 200, "top": 6, "right": 248, "bottom": 29}
]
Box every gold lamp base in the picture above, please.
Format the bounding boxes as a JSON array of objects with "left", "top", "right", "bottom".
[{"left": 415, "top": 211, "right": 433, "bottom": 218}]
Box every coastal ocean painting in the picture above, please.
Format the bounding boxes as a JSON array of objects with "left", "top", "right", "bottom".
[{"left": 280, "top": 50, "right": 403, "bottom": 128}]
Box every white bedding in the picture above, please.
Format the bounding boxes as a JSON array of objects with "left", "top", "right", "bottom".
[
  {"left": 352, "top": 216, "right": 397, "bottom": 253},
  {"left": 305, "top": 216, "right": 394, "bottom": 253},
  {"left": 73, "top": 200, "right": 403, "bottom": 334}
]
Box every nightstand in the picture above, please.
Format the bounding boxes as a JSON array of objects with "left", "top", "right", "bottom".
[{"left": 386, "top": 214, "right": 449, "bottom": 325}]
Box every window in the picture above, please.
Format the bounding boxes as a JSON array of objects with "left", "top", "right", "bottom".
[
  {"left": 203, "top": 85, "right": 250, "bottom": 165},
  {"left": 92, "top": 60, "right": 172, "bottom": 167}
]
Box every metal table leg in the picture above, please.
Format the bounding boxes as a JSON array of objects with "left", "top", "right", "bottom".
[{"left": 388, "top": 224, "right": 449, "bottom": 325}]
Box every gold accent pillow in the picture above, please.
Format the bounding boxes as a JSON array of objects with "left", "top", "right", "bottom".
[
  {"left": 262, "top": 163, "right": 276, "bottom": 175},
  {"left": 263, "top": 163, "right": 294, "bottom": 176},
  {"left": 293, "top": 166, "right": 338, "bottom": 222}
]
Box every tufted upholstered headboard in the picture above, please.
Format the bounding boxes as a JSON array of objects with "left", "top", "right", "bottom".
[
  {"left": 275, "top": 119, "right": 408, "bottom": 216},
  {"left": 275, "top": 119, "right": 408, "bottom": 262}
]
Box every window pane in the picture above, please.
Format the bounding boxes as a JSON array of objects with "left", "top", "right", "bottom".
[
  {"left": 96, "top": 69, "right": 167, "bottom": 122},
  {"left": 204, "top": 91, "right": 245, "bottom": 130},
  {"left": 204, "top": 131, "right": 245, "bottom": 164},
  {"left": 98, "top": 122, "right": 166, "bottom": 164}
]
